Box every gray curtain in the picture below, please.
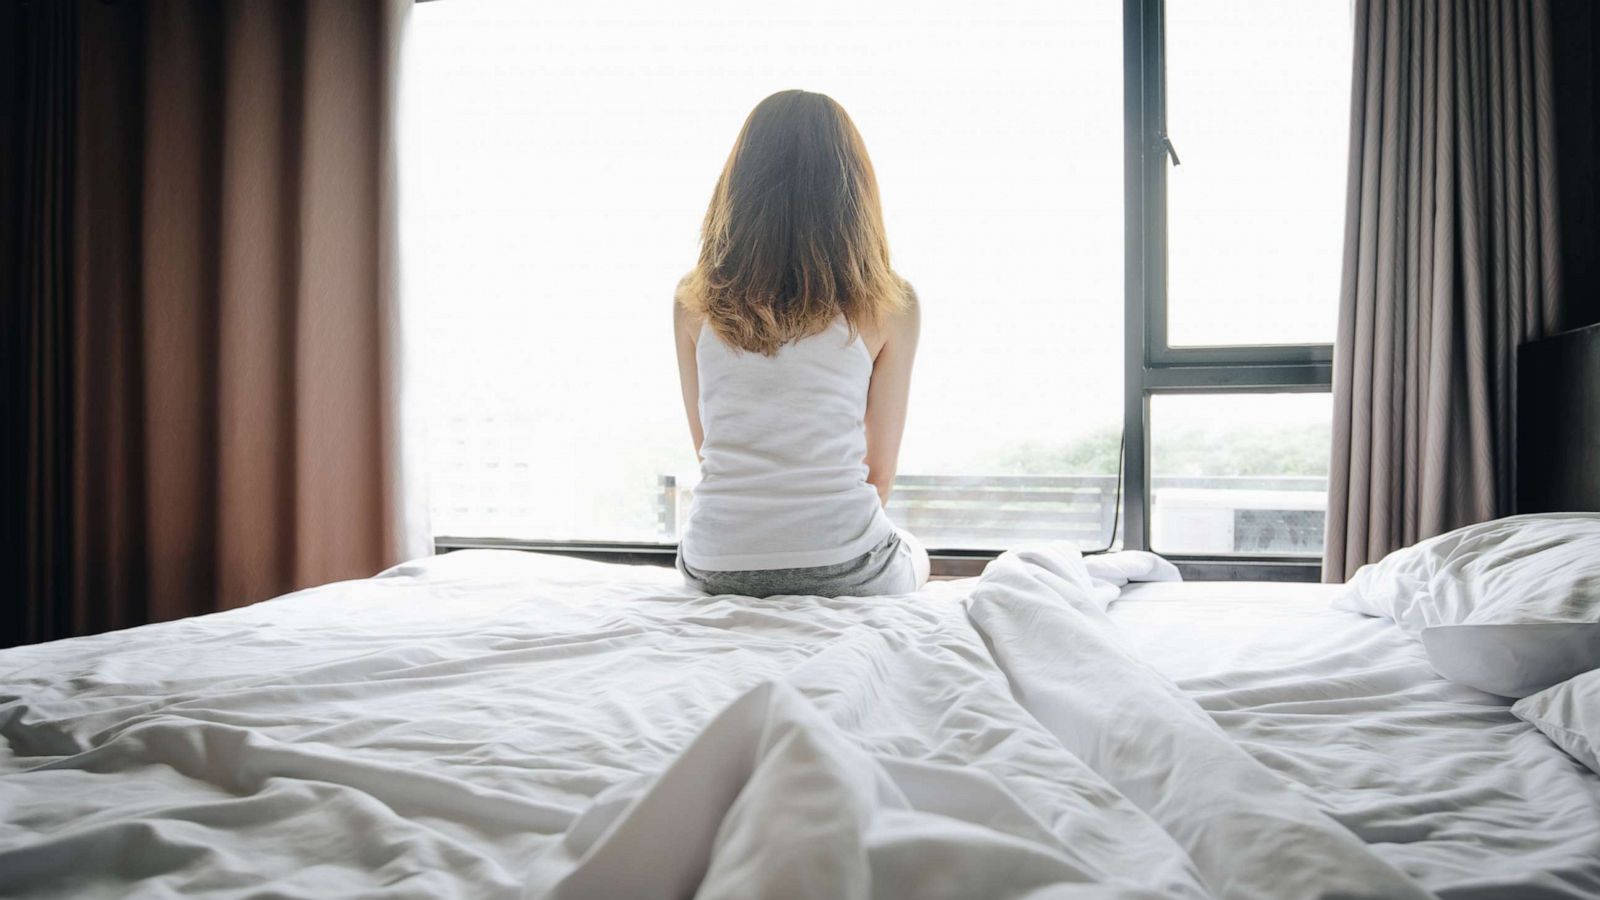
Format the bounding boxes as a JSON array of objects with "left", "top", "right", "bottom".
[{"left": 1324, "top": 0, "right": 1565, "bottom": 582}]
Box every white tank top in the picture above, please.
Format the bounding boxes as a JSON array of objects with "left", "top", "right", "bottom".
[{"left": 680, "top": 317, "right": 894, "bottom": 571}]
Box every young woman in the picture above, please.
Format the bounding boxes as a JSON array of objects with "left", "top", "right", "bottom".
[{"left": 673, "top": 89, "right": 929, "bottom": 598}]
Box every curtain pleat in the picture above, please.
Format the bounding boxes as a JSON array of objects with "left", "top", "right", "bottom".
[
  {"left": 16, "top": 0, "right": 78, "bottom": 644},
  {"left": 72, "top": 0, "right": 148, "bottom": 638},
  {"left": 1325, "top": 0, "right": 1565, "bottom": 582},
  {"left": 3, "top": 0, "right": 413, "bottom": 647},
  {"left": 294, "top": 0, "right": 392, "bottom": 588},
  {"left": 214, "top": 0, "right": 300, "bottom": 610}
]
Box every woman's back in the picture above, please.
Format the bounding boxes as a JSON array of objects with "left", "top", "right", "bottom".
[
  {"left": 680, "top": 317, "right": 892, "bottom": 571},
  {"left": 671, "top": 89, "right": 926, "bottom": 596}
]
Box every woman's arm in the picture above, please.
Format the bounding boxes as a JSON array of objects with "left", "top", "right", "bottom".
[
  {"left": 863, "top": 291, "right": 920, "bottom": 506},
  {"left": 674, "top": 299, "right": 705, "bottom": 460}
]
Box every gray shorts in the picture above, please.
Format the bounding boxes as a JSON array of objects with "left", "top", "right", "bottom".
[{"left": 678, "top": 531, "right": 927, "bottom": 598}]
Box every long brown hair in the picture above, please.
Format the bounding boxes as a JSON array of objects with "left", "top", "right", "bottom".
[{"left": 678, "top": 90, "right": 909, "bottom": 356}]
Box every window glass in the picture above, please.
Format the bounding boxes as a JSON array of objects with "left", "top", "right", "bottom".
[
  {"left": 1164, "top": 0, "right": 1352, "bottom": 347},
  {"left": 403, "top": 0, "right": 1124, "bottom": 548},
  {"left": 1149, "top": 392, "right": 1331, "bottom": 556}
]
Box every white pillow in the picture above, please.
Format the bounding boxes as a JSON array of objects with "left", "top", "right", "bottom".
[
  {"left": 1513, "top": 667, "right": 1600, "bottom": 775},
  {"left": 1421, "top": 623, "right": 1600, "bottom": 699},
  {"left": 1332, "top": 513, "right": 1600, "bottom": 697}
]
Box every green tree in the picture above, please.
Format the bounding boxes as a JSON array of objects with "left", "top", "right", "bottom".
[{"left": 992, "top": 421, "right": 1330, "bottom": 478}]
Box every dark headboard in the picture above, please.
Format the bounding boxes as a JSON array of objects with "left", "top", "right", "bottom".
[{"left": 1517, "top": 322, "right": 1600, "bottom": 513}]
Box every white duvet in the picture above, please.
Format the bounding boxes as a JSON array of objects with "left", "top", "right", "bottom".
[
  {"left": 0, "top": 547, "right": 1464, "bottom": 897},
  {"left": 1110, "top": 581, "right": 1600, "bottom": 899}
]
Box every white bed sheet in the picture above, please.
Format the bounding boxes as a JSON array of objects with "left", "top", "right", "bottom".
[
  {"left": 1107, "top": 580, "right": 1600, "bottom": 899},
  {"left": 0, "top": 552, "right": 1594, "bottom": 899}
]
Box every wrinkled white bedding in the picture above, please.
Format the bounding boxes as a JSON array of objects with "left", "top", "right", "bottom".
[
  {"left": 0, "top": 549, "right": 1590, "bottom": 898},
  {"left": 1110, "top": 581, "right": 1600, "bottom": 899}
]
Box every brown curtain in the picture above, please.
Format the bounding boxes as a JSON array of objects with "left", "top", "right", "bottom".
[
  {"left": 2, "top": 0, "right": 411, "bottom": 647},
  {"left": 1324, "top": 0, "right": 1566, "bottom": 582}
]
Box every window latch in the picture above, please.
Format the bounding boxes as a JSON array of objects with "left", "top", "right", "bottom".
[{"left": 1158, "top": 132, "right": 1181, "bottom": 167}]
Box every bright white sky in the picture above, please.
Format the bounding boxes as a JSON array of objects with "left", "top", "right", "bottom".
[{"left": 400, "top": 0, "right": 1351, "bottom": 542}]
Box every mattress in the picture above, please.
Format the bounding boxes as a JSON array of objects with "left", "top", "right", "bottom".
[
  {"left": 1108, "top": 581, "right": 1600, "bottom": 899},
  {"left": 0, "top": 549, "right": 1595, "bottom": 898}
]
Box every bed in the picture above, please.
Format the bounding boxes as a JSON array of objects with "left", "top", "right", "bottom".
[
  {"left": 3, "top": 329, "right": 1598, "bottom": 898},
  {"left": 1111, "top": 581, "right": 1600, "bottom": 898},
  {"left": 1, "top": 545, "right": 1597, "bottom": 899}
]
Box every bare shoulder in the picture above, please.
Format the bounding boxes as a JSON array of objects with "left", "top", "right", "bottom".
[
  {"left": 887, "top": 279, "right": 920, "bottom": 339},
  {"left": 865, "top": 279, "right": 919, "bottom": 358},
  {"left": 898, "top": 280, "right": 920, "bottom": 323},
  {"left": 673, "top": 277, "right": 704, "bottom": 339}
]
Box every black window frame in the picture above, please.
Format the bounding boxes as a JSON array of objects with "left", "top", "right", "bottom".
[
  {"left": 435, "top": 0, "right": 1337, "bottom": 581},
  {"left": 1121, "top": 0, "right": 1332, "bottom": 579}
]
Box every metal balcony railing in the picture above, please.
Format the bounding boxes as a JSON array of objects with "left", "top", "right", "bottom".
[{"left": 658, "top": 472, "right": 1328, "bottom": 552}]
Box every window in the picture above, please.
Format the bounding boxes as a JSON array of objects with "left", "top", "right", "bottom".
[
  {"left": 1163, "top": 1, "right": 1352, "bottom": 347},
  {"left": 1121, "top": 0, "right": 1346, "bottom": 561},
  {"left": 403, "top": 0, "right": 1124, "bottom": 550},
  {"left": 1149, "top": 393, "right": 1331, "bottom": 555},
  {"left": 404, "top": 0, "right": 1351, "bottom": 570}
]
